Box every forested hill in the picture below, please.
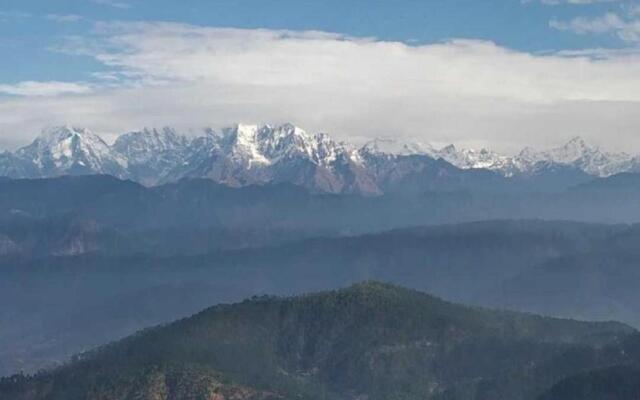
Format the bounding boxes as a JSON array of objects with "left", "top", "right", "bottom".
[{"left": 1, "top": 282, "right": 634, "bottom": 400}]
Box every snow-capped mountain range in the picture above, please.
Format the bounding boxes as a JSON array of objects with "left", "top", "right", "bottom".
[{"left": 1, "top": 124, "right": 638, "bottom": 195}]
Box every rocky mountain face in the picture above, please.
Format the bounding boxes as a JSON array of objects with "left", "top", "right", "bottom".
[
  {"left": 512, "top": 136, "right": 638, "bottom": 178},
  {"left": 1, "top": 124, "right": 638, "bottom": 194},
  {"left": 0, "top": 151, "right": 40, "bottom": 178},
  {"left": 112, "top": 127, "right": 191, "bottom": 186},
  {"left": 164, "top": 124, "right": 379, "bottom": 195},
  {"left": 436, "top": 144, "right": 514, "bottom": 172},
  {"left": 13, "top": 126, "right": 129, "bottom": 179},
  {"left": 421, "top": 136, "right": 639, "bottom": 178}
]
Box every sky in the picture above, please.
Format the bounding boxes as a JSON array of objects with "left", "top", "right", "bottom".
[{"left": 1, "top": 0, "right": 640, "bottom": 153}]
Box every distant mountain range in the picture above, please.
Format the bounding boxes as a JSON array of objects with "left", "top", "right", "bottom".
[{"left": 1, "top": 124, "right": 638, "bottom": 194}]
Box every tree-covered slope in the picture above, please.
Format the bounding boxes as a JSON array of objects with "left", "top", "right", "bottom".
[
  {"left": 538, "top": 334, "right": 640, "bottom": 400},
  {"left": 1, "top": 282, "right": 633, "bottom": 400},
  {"left": 539, "top": 365, "right": 640, "bottom": 400}
]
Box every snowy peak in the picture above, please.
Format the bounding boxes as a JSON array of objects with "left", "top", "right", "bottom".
[
  {"left": 434, "top": 144, "right": 512, "bottom": 172},
  {"left": 37, "top": 125, "right": 98, "bottom": 144},
  {"left": 222, "top": 124, "right": 271, "bottom": 166},
  {"left": 517, "top": 146, "right": 538, "bottom": 160},
  {"left": 115, "top": 127, "right": 189, "bottom": 151},
  {"left": 217, "top": 123, "right": 344, "bottom": 167},
  {"left": 549, "top": 136, "right": 597, "bottom": 164},
  {"left": 28, "top": 126, "right": 111, "bottom": 160},
  {"left": 16, "top": 126, "right": 127, "bottom": 178},
  {"left": 439, "top": 144, "right": 457, "bottom": 155},
  {"left": 162, "top": 123, "right": 372, "bottom": 194},
  {"left": 515, "top": 136, "right": 632, "bottom": 177},
  {"left": 2, "top": 124, "right": 640, "bottom": 193},
  {"left": 429, "top": 136, "right": 635, "bottom": 178},
  {"left": 113, "top": 127, "right": 190, "bottom": 165},
  {"left": 256, "top": 124, "right": 314, "bottom": 159},
  {"left": 112, "top": 127, "right": 193, "bottom": 185},
  {"left": 359, "top": 138, "right": 434, "bottom": 157},
  {"left": 564, "top": 136, "right": 591, "bottom": 150}
]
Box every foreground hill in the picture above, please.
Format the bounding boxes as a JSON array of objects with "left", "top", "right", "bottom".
[
  {"left": 538, "top": 333, "right": 640, "bottom": 400},
  {"left": 0, "top": 282, "right": 634, "bottom": 400},
  {"left": 539, "top": 365, "right": 640, "bottom": 400}
]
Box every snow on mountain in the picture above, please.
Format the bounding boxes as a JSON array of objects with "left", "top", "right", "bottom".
[
  {"left": 165, "top": 123, "right": 379, "bottom": 194},
  {"left": 428, "top": 136, "right": 634, "bottom": 178},
  {"left": 170, "top": 123, "right": 326, "bottom": 173},
  {"left": 358, "top": 138, "right": 435, "bottom": 158},
  {"left": 628, "top": 156, "right": 640, "bottom": 174},
  {"left": 355, "top": 139, "right": 516, "bottom": 175},
  {"left": 113, "top": 127, "right": 191, "bottom": 185},
  {"left": 214, "top": 123, "right": 346, "bottom": 167},
  {"left": 1, "top": 125, "right": 639, "bottom": 193},
  {"left": 435, "top": 145, "right": 517, "bottom": 173},
  {"left": 113, "top": 127, "right": 190, "bottom": 165},
  {"left": 0, "top": 151, "right": 40, "bottom": 179},
  {"left": 353, "top": 138, "right": 502, "bottom": 195},
  {"left": 15, "top": 126, "right": 128, "bottom": 178},
  {"left": 513, "top": 137, "right": 633, "bottom": 177}
]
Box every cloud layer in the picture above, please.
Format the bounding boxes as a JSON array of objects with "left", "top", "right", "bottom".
[
  {"left": 552, "top": 14, "right": 640, "bottom": 43},
  {"left": 1, "top": 22, "right": 640, "bottom": 152},
  {"left": 0, "top": 81, "right": 92, "bottom": 97}
]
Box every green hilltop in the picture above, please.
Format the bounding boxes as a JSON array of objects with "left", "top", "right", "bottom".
[{"left": 1, "top": 281, "right": 636, "bottom": 400}]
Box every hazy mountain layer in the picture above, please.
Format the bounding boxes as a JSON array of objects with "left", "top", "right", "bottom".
[{"left": 4, "top": 218, "right": 640, "bottom": 377}]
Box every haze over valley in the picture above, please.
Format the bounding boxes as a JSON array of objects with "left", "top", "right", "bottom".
[{"left": 3, "top": 0, "right": 640, "bottom": 398}]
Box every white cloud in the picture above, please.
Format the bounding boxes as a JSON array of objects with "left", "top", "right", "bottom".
[
  {"left": 551, "top": 11, "right": 640, "bottom": 42},
  {"left": 45, "top": 14, "right": 84, "bottom": 23},
  {"left": 550, "top": 2, "right": 640, "bottom": 43},
  {"left": 72, "top": 22, "right": 640, "bottom": 103},
  {"left": 89, "top": 0, "right": 131, "bottom": 9},
  {"left": 0, "top": 81, "right": 92, "bottom": 97},
  {"left": 2, "top": 22, "right": 640, "bottom": 153}
]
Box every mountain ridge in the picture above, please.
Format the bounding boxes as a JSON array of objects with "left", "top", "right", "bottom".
[{"left": 1, "top": 124, "right": 638, "bottom": 194}]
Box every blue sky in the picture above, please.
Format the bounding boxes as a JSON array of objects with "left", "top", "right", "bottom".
[
  {"left": 1, "top": 0, "right": 640, "bottom": 152},
  {"left": 0, "top": 0, "right": 629, "bottom": 83}
]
